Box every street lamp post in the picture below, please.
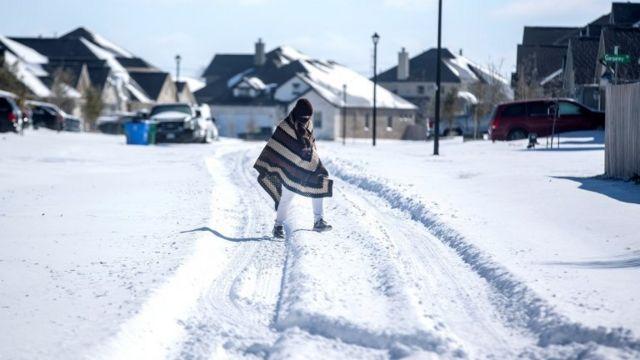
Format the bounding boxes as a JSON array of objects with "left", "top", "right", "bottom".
[
  {"left": 372, "top": 32, "right": 380, "bottom": 147},
  {"left": 433, "top": 0, "right": 442, "bottom": 156},
  {"left": 175, "top": 54, "right": 182, "bottom": 82},
  {"left": 175, "top": 54, "right": 182, "bottom": 102}
]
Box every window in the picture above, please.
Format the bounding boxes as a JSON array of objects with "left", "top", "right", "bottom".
[
  {"left": 364, "top": 113, "right": 370, "bottom": 130},
  {"left": 558, "top": 102, "right": 582, "bottom": 116},
  {"left": 313, "top": 111, "right": 323, "bottom": 129},
  {"left": 527, "top": 102, "right": 551, "bottom": 117},
  {"left": 417, "top": 85, "right": 425, "bottom": 95},
  {"left": 501, "top": 103, "right": 526, "bottom": 118},
  {"left": 387, "top": 116, "right": 393, "bottom": 130}
]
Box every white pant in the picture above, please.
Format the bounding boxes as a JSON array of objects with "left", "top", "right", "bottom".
[{"left": 275, "top": 187, "right": 323, "bottom": 226}]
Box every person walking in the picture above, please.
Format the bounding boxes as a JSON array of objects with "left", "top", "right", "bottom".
[{"left": 254, "top": 98, "right": 333, "bottom": 239}]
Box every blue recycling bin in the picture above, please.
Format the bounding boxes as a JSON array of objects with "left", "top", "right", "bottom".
[{"left": 124, "top": 120, "right": 155, "bottom": 145}]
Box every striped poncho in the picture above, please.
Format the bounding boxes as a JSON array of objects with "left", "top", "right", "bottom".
[{"left": 254, "top": 116, "right": 333, "bottom": 209}]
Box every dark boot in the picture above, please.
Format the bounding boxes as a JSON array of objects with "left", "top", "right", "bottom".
[
  {"left": 313, "top": 219, "right": 332, "bottom": 232},
  {"left": 273, "top": 225, "right": 284, "bottom": 239}
]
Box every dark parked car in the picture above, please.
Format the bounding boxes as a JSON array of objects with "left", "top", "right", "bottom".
[
  {"left": 28, "top": 101, "right": 83, "bottom": 132},
  {"left": 0, "top": 92, "right": 23, "bottom": 133},
  {"left": 489, "top": 99, "right": 604, "bottom": 141}
]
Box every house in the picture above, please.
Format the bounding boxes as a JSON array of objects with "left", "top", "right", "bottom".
[
  {"left": 4, "top": 27, "right": 176, "bottom": 115},
  {"left": 595, "top": 26, "right": 640, "bottom": 86},
  {"left": 610, "top": 2, "right": 640, "bottom": 26},
  {"left": 512, "top": 27, "right": 580, "bottom": 97},
  {"left": 515, "top": 2, "right": 640, "bottom": 101},
  {"left": 562, "top": 37, "right": 600, "bottom": 109},
  {"left": 376, "top": 47, "right": 511, "bottom": 124},
  {"left": 196, "top": 40, "right": 417, "bottom": 140}
]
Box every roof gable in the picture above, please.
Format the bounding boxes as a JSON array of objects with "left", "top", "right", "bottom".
[
  {"left": 129, "top": 71, "right": 170, "bottom": 99},
  {"left": 568, "top": 37, "right": 599, "bottom": 85},
  {"left": 601, "top": 27, "right": 640, "bottom": 81},
  {"left": 611, "top": 2, "right": 640, "bottom": 26},
  {"left": 522, "top": 26, "right": 580, "bottom": 46}
]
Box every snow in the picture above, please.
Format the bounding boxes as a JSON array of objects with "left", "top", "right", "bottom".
[
  {"left": 1, "top": 129, "right": 639, "bottom": 359},
  {"left": 274, "top": 45, "right": 311, "bottom": 64},
  {"left": 226, "top": 68, "right": 255, "bottom": 88},
  {"left": 0, "top": 35, "right": 48, "bottom": 64},
  {"left": 80, "top": 38, "right": 128, "bottom": 78},
  {"left": 172, "top": 76, "right": 206, "bottom": 93},
  {"left": 89, "top": 31, "right": 134, "bottom": 58},
  {"left": 541, "top": 68, "right": 564, "bottom": 85},
  {"left": 456, "top": 90, "right": 478, "bottom": 104},
  {"left": 299, "top": 60, "right": 417, "bottom": 110},
  {"left": 2, "top": 51, "right": 51, "bottom": 98}
]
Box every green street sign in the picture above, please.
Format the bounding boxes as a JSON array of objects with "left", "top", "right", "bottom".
[{"left": 604, "top": 54, "right": 631, "bottom": 64}]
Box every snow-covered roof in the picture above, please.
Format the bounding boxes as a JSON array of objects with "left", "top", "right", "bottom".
[
  {"left": 0, "top": 89, "right": 17, "bottom": 98},
  {"left": 197, "top": 45, "right": 417, "bottom": 110},
  {"left": 457, "top": 90, "right": 478, "bottom": 104},
  {"left": 61, "top": 27, "right": 133, "bottom": 58},
  {"left": 2, "top": 51, "right": 51, "bottom": 97},
  {"left": 540, "top": 68, "right": 563, "bottom": 86},
  {"left": 80, "top": 38, "right": 128, "bottom": 78},
  {"left": 172, "top": 76, "right": 206, "bottom": 92},
  {"left": 273, "top": 45, "right": 311, "bottom": 65},
  {"left": 241, "top": 76, "right": 267, "bottom": 90},
  {"left": 0, "top": 35, "right": 48, "bottom": 64},
  {"left": 298, "top": 60, "right": 417, "bottom": 110}
]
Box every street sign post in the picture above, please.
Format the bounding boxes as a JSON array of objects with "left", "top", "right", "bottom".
[{"left": 604, "top": 54, "right": 631, "bottom": 64}]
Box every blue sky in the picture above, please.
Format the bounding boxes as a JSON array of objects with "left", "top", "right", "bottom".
[{"left": 2, "top": 0, "right": 614, "bottom": 79}]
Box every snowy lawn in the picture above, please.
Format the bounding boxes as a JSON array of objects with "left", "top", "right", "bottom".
[
  {"left": 0, "top": 130, "right": 224, "bottom": 358},
  {"left": 1, "top": 129, "right": 639, "bottom": 359}
]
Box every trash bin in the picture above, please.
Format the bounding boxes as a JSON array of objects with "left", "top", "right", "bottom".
[
  {"left": 147, "top": 121, "right": 157, "bottom": 145},
  {"left": 124, "top": 120, "right": 155, "bottom": 145}
]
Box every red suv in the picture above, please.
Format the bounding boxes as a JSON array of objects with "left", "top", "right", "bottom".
[{"left": 489, "top": 99, "right": 605, "bottom": 141}]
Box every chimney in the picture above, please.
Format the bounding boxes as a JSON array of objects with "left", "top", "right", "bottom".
[
  {"left": 255, "top": 38, "right": 266, "bottom": 66},
  {"left": 397, "top": 47, "right": 409, "bottom": 80}
]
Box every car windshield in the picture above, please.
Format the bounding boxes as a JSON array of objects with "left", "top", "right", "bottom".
[{"left": 150, "top": 104, "right": 191, "bottom": 117}]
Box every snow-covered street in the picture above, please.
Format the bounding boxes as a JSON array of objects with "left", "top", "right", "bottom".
[{"left": 1, "top": 130, "right": 639, "bottom": 359}]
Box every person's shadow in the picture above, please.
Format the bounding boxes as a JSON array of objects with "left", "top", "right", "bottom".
[{"left": 181, "top": 227, "right": 279, "bottom": 242}]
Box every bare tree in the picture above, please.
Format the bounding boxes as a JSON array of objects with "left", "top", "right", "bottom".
[
  {"left": 82, "top": 86, "right": 103, "bottom": 131},
  {"left": 49, "top": 68, "right": 77, "bottom": 114},
  {"left": 470, "top": 61, "right": 511, "bottom": 138},
  {"left": 515, "top": 55, "right": 544, "bottom": 100},
  {"left": 442, "top": 87, "right": 458, "bottom": 135}
]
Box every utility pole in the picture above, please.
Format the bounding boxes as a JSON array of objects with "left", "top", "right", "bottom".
[
  {"left": 372, "top": 33, "right": 380, "bottom": 147},
  {"left": 175, "top": 54, "right": 181, "bottom": 82},
  {"left": 433, "top": 0, "right": 442, "bottom": 155},
  {"left": 175, "top": 54, "right": 182, "bottom": 102},
  {"left": 342, "top": 84, "right": 347, "bottom": 146}
]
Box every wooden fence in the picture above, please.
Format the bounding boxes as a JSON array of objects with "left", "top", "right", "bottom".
[{"left": 605, "top": 83, "right": 640, "bottom": 179}]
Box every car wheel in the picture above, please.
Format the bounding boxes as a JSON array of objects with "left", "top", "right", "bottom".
[{"left": 507, "top": 129, "right": 528, "bottom": 141}]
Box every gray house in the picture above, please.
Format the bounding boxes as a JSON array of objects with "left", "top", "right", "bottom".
[{"left": 196, "top": 40, "right": 417, "bottom": 140}]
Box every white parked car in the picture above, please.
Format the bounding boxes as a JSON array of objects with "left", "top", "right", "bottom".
[{"left": 149, "top": 103, "right": 218, "bottom": 143}]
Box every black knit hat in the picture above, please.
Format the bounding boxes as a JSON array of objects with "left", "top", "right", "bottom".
[{"left": 291, "top": 98, "right": 313, "bottom": 121}]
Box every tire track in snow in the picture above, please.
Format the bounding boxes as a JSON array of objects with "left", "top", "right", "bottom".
[
  {"left": 175, "top": 149, "right": 286, "bottom": 359},
  {"left": 271, "top": 180, "right": 468, "bottom": 358},
  {"left": 325, "top": 157, "right": 640, "bottom": 356}
]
